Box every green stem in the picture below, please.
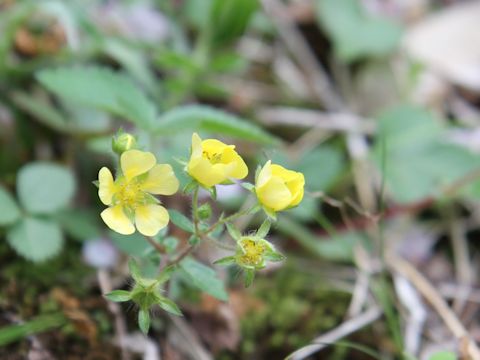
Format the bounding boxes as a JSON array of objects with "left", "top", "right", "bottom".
[
  {"left": 192, "top": 186, "right": 200, "bottom": 235},
  {"left": 204, "top": 204, "right": 257, "bottom": 235}
]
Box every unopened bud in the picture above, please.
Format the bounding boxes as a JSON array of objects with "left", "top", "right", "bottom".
[
  {"left": 112, "top": 132, "right": 136, "bottom": 154},
  {"left": 197, "top": 203, "right": 212, "bottom": 220}
]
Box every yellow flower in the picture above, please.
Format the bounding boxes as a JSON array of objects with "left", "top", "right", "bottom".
[
  {"left": 255, "top": 161, "right": 304, "bottom": 213},
  {"left": 187, "top": 133, "right": 248, "bottom": 188},
  {"left": 236, "top": 237, "right": 267, "bottom": 269},
  {"left": 98, "top": 150, "right": 179, "bottom": 236}
]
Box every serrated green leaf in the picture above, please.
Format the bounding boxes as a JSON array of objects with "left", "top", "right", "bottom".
[
  {"left": 256, "top": 219, "right": 271, "bottom": 239},
  {"left": 168, "top": 209, "right": 194, "bottom": 233},
  {"left": 36, "top": 66, "right": 156, "bottom": 129},
  {"left": 17, "top": 162, "right": 75, "bottom": 215},
  {"left": 315, "top": 0, "right": 402, "bottom": 62},
  {"left": 213, "top": 256, "right": 236, "bottom": 266},
  {"left": 104, "top": 290, "right": 132, "bottom": 302},
  {"left": 226, "top": 223, "right": 241, "bottom": 241},
  {"left": 138, "top": 309, "right": 150, "bottom": 334},
  {"left": 180, "top": 257, "right": 228, "bottom": 301},
  {"left": 0, "top": 186, "right": 21, "bottom": 226},
  {"left": 157, "top": 296, "right": 183, "bottom": 316},
  {"left": 154, "top": 105, "right": 277, "bottom": 144},
  {"left": 7, "top": 217, "right": 64, "bottom": 262}
]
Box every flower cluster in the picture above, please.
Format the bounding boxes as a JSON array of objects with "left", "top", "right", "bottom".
[{"left": 100, "top": 131, "right": 306, "bottom": 331}]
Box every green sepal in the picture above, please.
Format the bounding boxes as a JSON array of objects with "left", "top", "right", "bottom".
[
  {"left": 138, "top": 309, "right": 151, "bottom": 334},
  {"left": 241, "top": 182, "right": 255, "bottom": 191},
  {"left": 255, "top": 165, "right": 262, "bottom": 183},
  {"left": 207, "top": 185, "right": 217, "bottom": 200},
  {"left": 157, "top": 296, "right": 183, "bottom": 316},
  {"left": 128, "top": 258, "right": 142, "bottom": 282},
  {"left": 213, "top": 256, "right": 236, "bottom": 266},
  {"left": 244, "top": 269, "right": 255, "bottom": 287},
  {"left": 104, "top": 290, "right": 132, "bottom": 302},
  {"left": 226, "top": 223, "right": 241, "bottom": 241},
  {"left": 183, "top": 179, "right": 198, "bottom": 194},
  {"left": 256, "top": 219, "right": 271, "bottom": 239},
  {"left": 263, "top": 207, "right": 277, "bottom": 221},
  {"left": 264, "top": 251, "right": 286, "bottom": 262},
  {"left": 220, "top": 179, "right": 235, "bottom": 185},
  {"left": 92, "top": 180, "right": 99, "bottom": 188},
  {"left": 156, "top": 265, "right": 177, "bottom": 284}
]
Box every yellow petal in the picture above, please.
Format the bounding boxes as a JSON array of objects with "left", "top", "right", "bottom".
[
  {"left": 256, "top": 177, "right": 292, "bottom": 211},
  {"left": 141, "top": 164, "right": 179, "bottom": 195},
  {"left": 256, "top": 161, "right": 272, "bottom": 187},
  {"left": 191, "top": 133, "right": 203, "bottom": 159},
  {"left": 202, "top": 139, "right": 228, "bottom": 155},
  {"left": 135, "top": 204, "right": 169, "bottom": 236},
  {"left": 121, "top": 150, "right": 156, "bottom": 180},
  {"left": 287, "top": 172, "right": 305, "bottom": 207},
  {"left": 221, "top": 147, "right": 248, "bottom": 179},
  {"left": 98, "top": 167, "right": 116, "bottom": 205},
  {"left": 271, "top": 164, "right": 299, "bottom": 182},
  {"left": 188, "top": 157, "right": 227, "bottom": 187},
  {"left": 101, "top": 205, "right": 135, "bottom": 235}
]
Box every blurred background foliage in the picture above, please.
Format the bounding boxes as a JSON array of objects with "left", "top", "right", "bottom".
[{"left": 0, "top": 0, "right": 479, "bottom": 359}]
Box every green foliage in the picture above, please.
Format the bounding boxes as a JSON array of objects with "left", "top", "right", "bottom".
[
  {"left": 179, "top": 257, "right": 228, "bottom": 301},
  {"left": 0, "top": 313, "right": 66, "bottom": 347},
  {"left": 373, "top": 105, "right": 480, "bottom": 203},
  {"left": 17, "top": 163, "right": 75, "bottom": 215},
  {"left": 168, "top": 209, "right": 195, "bottom": 233},
  {"left": 36, "top": 66, "right": 157, "bottom": 129},
  {"left": 276, "top": 216, "right": 359, "bottom": 262},
  {"left": 315, "top": 0, "right": 402, "bottom": 62},
  {"left": 0, "top": 186, "right": 21, "bottom": 226},
  {"left": 56, "top": 209, "right": 99, "bottom": 242},
  {"left": 210, "top": 0, "right": 258, "bottom": 46},
  {"left": 154, "top": 105, "right": 278, "bottom": 144},
  {"left": 109, "top": 231, "right": 151, "bottom": 256},
  {"left": 7, "top": 217, "right": 64, "bottom": 262},
  {"left": 428, "top": 351, "right": 457, "bottom": 360}
]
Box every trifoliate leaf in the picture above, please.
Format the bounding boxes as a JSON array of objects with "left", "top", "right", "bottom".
[{"left": 0, "top": 186, "right": 21, "bottom": 226}]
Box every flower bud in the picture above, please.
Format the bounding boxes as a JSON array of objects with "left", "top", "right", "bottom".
[
  {"left": 197, "top": 202, "right": 212, "bottom": 220},
  {"left": 112, "top": 132, "right": 136, "bottom": 154}
]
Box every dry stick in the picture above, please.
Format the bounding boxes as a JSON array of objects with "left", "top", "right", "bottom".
[
  {"left": 387, "top": 253, "right": 480, "bottom": 360},
  {"left": 97, "top": 269, "right": 131, "bottom": 360},
  {"left": 168, "top": 316, "right": 213, "bottom": 360},
  {"left": 287, "top": 306, "right": 382, "bottom": 360},
  {"left": 260, "top": 0, "right": 343, "bottom": 111},
  {"left": 449, "top": 217, "right": 474, "bottom": 315}
]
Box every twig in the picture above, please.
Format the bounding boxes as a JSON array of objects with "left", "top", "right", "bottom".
[
  {"left": 168, "top": 315, "right": 213, "bottom": 360},
  {"left": 256, "top": 106, "right": 375, "bottom": 134},
  {"left": 97, "top": 269, "right": 131, "bottom": 360},
  {"left": 287, "top": 306, "right": 382, "bottom": 360},
  {"left": 144, "top": 236, "right": 166, "bottom": 255},
  {"left": 260, "top": 0, "right": 343, "bottom": 110},
  {"left": 387, "top": 253, "right": 480, "bottom": 360}
]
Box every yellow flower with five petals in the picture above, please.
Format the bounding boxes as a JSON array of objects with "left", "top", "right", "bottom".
[
  {"left": 187, "top": 133, "right": 248, "bottom": 188},
  {"left": 98, "top": 150, "right": 179, "bottom": 236},
  {"left": 255, "top": 161, "right": 304, "bottom": 213}
]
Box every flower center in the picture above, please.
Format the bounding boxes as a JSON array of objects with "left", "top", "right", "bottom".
[
  {"left": 203, "top": 151, "right": 223, "bottom": 164},
  {"left": 238, "top": 239, "right": 265, "bottom": 266},
  {"left": 114, "top": 178, "right": 145, "bottom": 209}
]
